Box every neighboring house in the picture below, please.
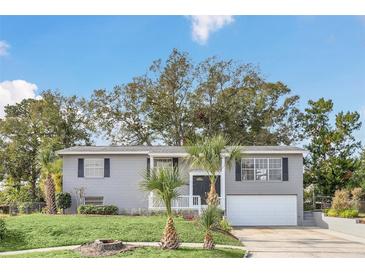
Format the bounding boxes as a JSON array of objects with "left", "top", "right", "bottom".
[{"left": 57, "top": 146, "right": 305, "bottom": 226}]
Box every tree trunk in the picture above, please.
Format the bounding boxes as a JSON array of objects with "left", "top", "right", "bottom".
[
  {"left": 45, "top": 175, "right": 57, "bottom": 214},
  {"left": 160, "top": 216, "right": 180, "bottom": 249},
  {"left": 203, "top": 231, "right": 215, "bottom": 249},
  {"left": 207, "top": 178, "right": 219, "bottom": 206}
]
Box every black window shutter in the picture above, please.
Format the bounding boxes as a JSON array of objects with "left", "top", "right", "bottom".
[
  {"left": 147, "top": 158, "right": 150, "bottom": 177},
  {"left": 104, "top": 158, "right": 110, "bottom": 177},
  {"left": 78, "top": 158, "right": 84, "bottom": 177},
  {"left": 282, "top": 157, "right": 289, "bottom": 181},
  {"left": 235, "top": 159, "right": 241, "bottom": 181}
]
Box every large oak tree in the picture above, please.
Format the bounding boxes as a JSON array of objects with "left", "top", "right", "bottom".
[{"left": 90, "top": 49, "right": 302, "bottom": 146}]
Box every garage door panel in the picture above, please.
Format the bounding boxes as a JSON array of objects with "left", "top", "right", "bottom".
[{"left": 227, "top": 195, "right": 297, "bottom": 226}]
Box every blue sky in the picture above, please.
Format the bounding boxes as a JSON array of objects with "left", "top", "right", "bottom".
[{"left": 1, "top": 16, "right": 365, "bottom": 142}]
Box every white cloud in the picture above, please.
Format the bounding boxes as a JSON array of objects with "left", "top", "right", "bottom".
[
  {"left": 0, "top": 40, "right": 10, "bottom": 56},
  {"left": 0, "top": 80, "right": 38, "bottom": 118},
  {"left": 190, "top": 15, "right": 234, "bottom": 45}
]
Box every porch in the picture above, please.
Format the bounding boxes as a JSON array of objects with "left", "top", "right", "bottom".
[{"left": 147, "top": 154, "right": 226, "bottom": 214}]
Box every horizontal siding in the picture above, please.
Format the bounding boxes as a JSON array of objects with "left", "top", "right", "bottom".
[
  {"left": 63, "top": 155, "right": 148, "bottom": 213},
  {"left": 63, "top": 155, "right": 190, "bottom": 213}
]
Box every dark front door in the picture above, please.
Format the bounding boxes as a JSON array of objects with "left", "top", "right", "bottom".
[{"left": 193, "top": 175, "right": 221, "bottom": 205}]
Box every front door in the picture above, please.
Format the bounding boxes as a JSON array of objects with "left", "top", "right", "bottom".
[{"left": 193, "top": 175, "right": 221, "bottom": 205}]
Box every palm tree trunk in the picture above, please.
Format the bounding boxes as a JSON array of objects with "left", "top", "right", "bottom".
[
  {"left": 207, "top": 177, "right": 219, "bottom": 206},
  {"left": 203, "top": 230, "right": 215, "bottom": 249},
  {"left": 45, "top": 175, "right": 57, "bottom": 215},
  {"left": 160, "top": 216, "right": 180, "bottom": 249}
]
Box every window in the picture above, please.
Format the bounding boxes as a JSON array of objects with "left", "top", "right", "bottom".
[
  {"left": 269, "top": 158, "right": 282, "bottom": 181},
  {"left": 155, "top": 158, "right": 173, "bottom": 169},
  {"left": 255, "top": 158, "right": 268, "bottom": 181},
  {"left": 242, "top": 158, "right": 254, "bottom": 180},
  {"left": 84, "top": 159, "right": 104, "bottom": 178},
  {"left": 84, "top": 196, "right": 104, "bottom": 205},
  {"left": 241, "top": 158, "right": 282, "bottom": 182}
]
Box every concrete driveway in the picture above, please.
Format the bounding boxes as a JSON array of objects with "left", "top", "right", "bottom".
[{"left": 232, "top": 227, "right": 365, "bottom": 258}]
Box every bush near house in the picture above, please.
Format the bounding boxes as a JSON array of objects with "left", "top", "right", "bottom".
[
  {"left": 78, "top": 205, "right": 118, "bottom": 215},
  {"left": 351, "top": 187, "right": 364, "bottom": 211},
  {"left": 331, "top": 189, "right": 351, "bottom": 210},
  {"left": 326, "top": 208, "right": 359, "bottom": 218},
  {"left": 339, "top": 209, "right": 359, "bottom": 218},
  {"left": 56, "top": 192, "right": 72, "bottom": 214},
  {"left": 0, "top": 218, "right": 6, "bottom": 240},
  {"left": 325, "top": 188, "right": 362, "bottom": 218}
]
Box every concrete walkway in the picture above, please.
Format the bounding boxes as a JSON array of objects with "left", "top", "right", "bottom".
[
  {"left": 232, "top": 226, "right": 365, "bottom": 258},
  {"left": 0, "top": 242, "right": 244, "bottom": 256}
]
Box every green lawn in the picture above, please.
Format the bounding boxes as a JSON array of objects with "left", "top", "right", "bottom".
[
  {"left": 0, "top": 247, "right": 245, "bottom": 258},
  {"left": 0, "top": 214, "right": 241, "bottom": 252}
]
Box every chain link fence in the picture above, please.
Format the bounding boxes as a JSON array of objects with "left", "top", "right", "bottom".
[{"left": 0, "top": 202, "right": 46, "bottom": 215}]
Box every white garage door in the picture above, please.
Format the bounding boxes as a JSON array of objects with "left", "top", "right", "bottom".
[{"left": 226, "top": 195, "right": 297, "bottom": 226}]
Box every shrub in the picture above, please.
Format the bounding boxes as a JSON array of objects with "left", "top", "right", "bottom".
[
  {"left": 219, "top": 218, "right": 232, "bottom": 232},
  {"left": 56, "top": 192, "right": 72, "bottom": 213},
  {"left": 326, "top": 209, "right": 339, "bottom": 217},
  {"left": 325, "top": 208, "right": 359, "bottom": 218},
  {"left": 351, "top": 187, "right": 363, "bottom": 210},
  {"left": 331, "top": 189, "right": 351, "bottom": 210},
  {"left": 78, "top": 205, "right": 118, "bottom": 215},
  {"left": 0, "top": 218, "right": 6, "bottom": 240},
  {"left": 338, "top": 209, "right": 359, "bottom": 218}
]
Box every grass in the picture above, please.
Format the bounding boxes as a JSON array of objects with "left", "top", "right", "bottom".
[
  {"left": 0, "top": 214, "right": 241, "bottom": 252},
  {"left": 0, "top": 247, "right": 245, "bottom": 258}
]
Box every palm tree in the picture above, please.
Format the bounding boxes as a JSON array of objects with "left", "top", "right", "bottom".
[
  {"left": 141, "top": 167, "right": 184, "bottom": 249},
  {"left": 38, "top": 147, "right": 58, "bottom": 215},
  {"left": 186, "top": 135, "right": 241, "bottom": 206},
  {"left": 200, "top": 206, "right": 221, "bottom": 249}
]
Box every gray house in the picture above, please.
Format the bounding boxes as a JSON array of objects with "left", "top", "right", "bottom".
[{"left": 57, "top": 146, "right": 305, "bottom": 226}]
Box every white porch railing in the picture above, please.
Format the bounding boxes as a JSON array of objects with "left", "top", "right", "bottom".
[
  {"left": 148, "top": 193, "right": 224, "bottom": 214},
  {"left": 148, "top": 193, "right": 202, "bottom": 214}
]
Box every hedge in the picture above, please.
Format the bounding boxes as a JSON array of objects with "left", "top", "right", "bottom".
[
  {"left": 78, "top": 205, "right": 119, "bottom": 215},
  {"left": 326, "top": 208, "right": 359, "bottom": 218}
]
